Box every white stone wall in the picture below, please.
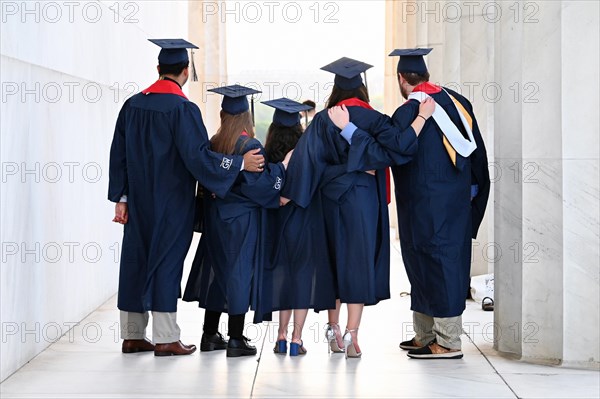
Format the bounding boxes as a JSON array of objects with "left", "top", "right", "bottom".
[{"left": 0, "top": 0, "right": 189, "bottom": 381}]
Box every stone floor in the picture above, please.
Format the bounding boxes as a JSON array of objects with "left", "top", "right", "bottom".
[{"left": 1, "top": 235, "right": 599, "bottom": 398}]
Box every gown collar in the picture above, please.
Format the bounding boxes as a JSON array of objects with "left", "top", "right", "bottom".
[
  {"left": 142, "top": 79, "right": 188, "bottom": 99},
  {"left": 336, "top": 97, "right": 373, "bottom": 110},
  {"left": 412, "top": 82, "right": 442, "bottom": 94}
]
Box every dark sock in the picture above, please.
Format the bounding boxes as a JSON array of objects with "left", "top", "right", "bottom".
[
  {"left": 228, "top": 313, "right": 246, "bottom": 339},
  {"left": 203, "top": 310, "right": 221, "bottom": 335}
]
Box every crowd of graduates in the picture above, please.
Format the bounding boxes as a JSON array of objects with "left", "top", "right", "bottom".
[{"left": 109, "top": 39, "right": 490, "bottom": 360}]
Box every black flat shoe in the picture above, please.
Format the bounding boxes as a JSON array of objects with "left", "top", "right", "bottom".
[
  {"left": 407, "top": 342, "right": 463, "bottom": 359},
  {"left": 399, "top": 338, "right": 422, "bottom": 351},
  {"left": 482, "top": 297, "right": 494, "bottom": 311},
  {"left": 226, "top": 336, "right": 257, "bottom": 357},
  {"left": 201, "top": 332, "right": 228, "bottom": 352}
]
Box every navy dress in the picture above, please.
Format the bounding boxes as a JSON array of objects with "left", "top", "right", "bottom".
[
  {"left": 108, "top": 81, "right": 243, "bottom": 313},
  {"left": 183, "top": 136, "right": 285, "bottom": 323},
  {"left": 282, "top": 102, "right": 417, "bottom": 305},
  {"left": 264, "top": 177, "right": 336, "bottom": 314},
  {"left": 388, "top": 87, "right": 490, "bottom": 318}
]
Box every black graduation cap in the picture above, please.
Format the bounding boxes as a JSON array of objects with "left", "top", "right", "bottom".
[
  {"left": 208, "top": 84, "right": 262, "bottom": 124},
  {"left": 148, "top": 38, "right": 200, "bottom": 81},
  {"left": 388, "top": 48, "right": 433, "bottom": 74},
  {"left": 262, "top": 98, "right": 313, "bottom": 127},
  {"left": 321, "top": 57, "right": 373, "bottom": 90}
]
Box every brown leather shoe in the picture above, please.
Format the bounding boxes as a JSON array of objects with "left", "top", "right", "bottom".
[
  {"left": 122, "top": 339, "right": 155, "bottom": 353},
  {"left": 154, "top": 340, "right": 197, "bottom": 356}
]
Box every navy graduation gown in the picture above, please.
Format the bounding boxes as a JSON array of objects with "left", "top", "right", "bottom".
[
  {"left": 389, "top": 84, "right": 490, "bottom": 318},
  {"left": 108, "top": 80, "right": 243, "bottom": 313},
  {"left": 282, "top": 103, "right": 415, "bottom": 305},
  {"left": 183, "top": 136, "right": 285, "bottom": 322},
  {"left": 264, "top": 195, "right": 336, "bottom": 313}
]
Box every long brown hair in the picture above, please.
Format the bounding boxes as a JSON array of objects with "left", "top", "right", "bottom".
[
  {"left": 325, "top": 83, "right": 370, "bottom": 108},
  {"left": 210, "top": 110, "right": 255, "bottom": 155}
]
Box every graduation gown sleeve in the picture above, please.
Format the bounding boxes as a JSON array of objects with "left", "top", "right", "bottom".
[
  {"left": 238, "top": 138, "right": 286, "bottom": 209},
  {"left": 345, "top": 108, "right": 418, "bottom": 172},
  {"left": 172, "top": 102, "right": 243, "bottom": 199},
  {"left": 445, "top": 89, "right": 491, "bottom": 238},
  {"left": 280, "top": 114, "right": 329, "bottom": 208},
  {"left": 108, "top": 100, "right": 129, "bottom": 202}
]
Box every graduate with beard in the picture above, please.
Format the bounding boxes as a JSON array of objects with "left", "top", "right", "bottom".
[{"left": 350, "top": 48, "right": 490, "bottom": 359}]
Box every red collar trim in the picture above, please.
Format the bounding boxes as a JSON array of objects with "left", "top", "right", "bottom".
[
  {"left": 412, "top": 82, "right": 442, "bottom": 94},
  {"left": 336, "top": 98, "right": 373, "bottom": 110},
  {"left": 240, "top": 131, "right": 249, "bottom": 137},
  {"left": 141, "top": 80, "right": 188, "bottom": 99}
]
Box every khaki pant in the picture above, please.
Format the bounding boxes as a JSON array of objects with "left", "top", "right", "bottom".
[
  {"left": 413, "top": 311, "right": 463, "bottom": 350},
  {"left": 120, "top": 311, "right": 180, "bottom": 344}
]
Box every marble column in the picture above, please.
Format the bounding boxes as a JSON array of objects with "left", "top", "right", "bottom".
[
  {"left": 385, "top": 0, "right": 599, "bottom": 367},
  {"left": 559, "top": 0, "right": 600, "bottom": 369},
  {"left": 493, "top": 0, "right": 599, "bottom": 368},
  {"left": 188, "top": 1, "right": 228, "bottom": 136},
  {"left": 384, "top": 0, "right": 417, "bottom": 234}
]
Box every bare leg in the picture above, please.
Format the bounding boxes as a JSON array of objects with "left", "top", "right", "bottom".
[
  {"left": 278, "top": 310, "right": 292, "bottom": 341},
  {"left": 291, "top": 309, "right": 308, "bottom": 344},
  {"left": 327, "top": 299, "right": 343, "bottom": 348},
  {"left": 327, "top": 299, "right": 341, "bottom": 324},
  {"left": 346, "top": 303, "right": 364, "bottom": 353}
]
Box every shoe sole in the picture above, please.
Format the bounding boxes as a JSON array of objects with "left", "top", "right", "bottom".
[
  {"left": 122, "top": 348, "right": 154, "bottom": 354},
  {"left": 399, "top": 344, "right": 421, "bottom": 351},
  {"left": 226, "top": 349, "right": 257, "bottom": 357},
  {"left": 407, "top": 351, "right": 463, "bottom": 359},
  {"left": 200, "top": 343, "right": 228, "bottom": 352},
  {"left": 154, "top": 349, "right": 197, "bottom": 357}
]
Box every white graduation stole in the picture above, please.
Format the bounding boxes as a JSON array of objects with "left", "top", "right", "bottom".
[{"left": 408, "top": 90, "right": 477, "bottom": 163}]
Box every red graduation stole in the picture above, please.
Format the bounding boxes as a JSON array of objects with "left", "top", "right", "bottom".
[
  {"left": 336, "top": 98, "right": 392, "bottom": 204},
  {"left": 142, "top": 79, "right": 188, "bottom": 99}
]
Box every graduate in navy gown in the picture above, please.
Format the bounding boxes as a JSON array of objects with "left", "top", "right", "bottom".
[
  {"left": 281, "top": 57, "right": 435, "bottom": 358},
  {"left": 260, "top": 98, "right": 336, "bottom": 356},
  {"left": 182, "top": 85, "right": 289, "bottom": 358},
  {"left": 368, "top": 49, "right": 490, "bottom": 359},
  {"left": 108, "top": 40, "right": 265, "bottom": 357}
]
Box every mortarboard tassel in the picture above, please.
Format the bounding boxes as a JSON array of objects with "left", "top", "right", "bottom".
[
  {"left": 190, "top": 49, "right": 199, "bottom": 82},
  {"left": 363, "top": 71, "right": 368, "bottom": 91},
  {"left": 251, "top": 96, "right": 255, "bottom": 126},
  {"left": 304, "top": 112, "right": 308, "bottom": 129}
]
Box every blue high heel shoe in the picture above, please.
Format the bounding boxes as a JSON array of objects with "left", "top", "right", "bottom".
[
  {"left": 273, "top": 340, "right": 287, "bottom": 355},
  {"left": 289, "top": 341, "right": 307, "bottom": 356}
]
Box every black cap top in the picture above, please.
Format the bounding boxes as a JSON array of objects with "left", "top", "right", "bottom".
[
  {"left": 388, "top": 48, "right": 432, "bottom": 74},
  {"left": 321, "top": 57, "right": 373, "bottom": 90},
  {"left": 262, "top": 98, "right": 313, "bottom": 127},
  {"left": 208, "top": 84, "right": 262, "bottom": 115},
  {"left": 148, "top": 38, "right": 199, "bottom": 65}
]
